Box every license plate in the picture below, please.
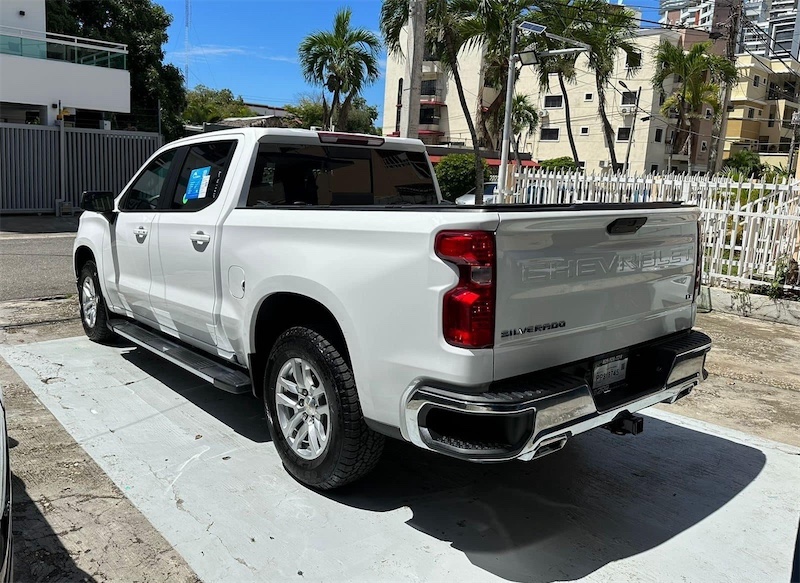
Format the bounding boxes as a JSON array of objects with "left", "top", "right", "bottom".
[{"left": 593, "top": 355, "right": 628, "bottom": 391}]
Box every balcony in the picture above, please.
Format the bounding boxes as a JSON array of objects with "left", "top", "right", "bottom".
[{"left": 0, "top": 25, "right": 127, "bottom": 70}]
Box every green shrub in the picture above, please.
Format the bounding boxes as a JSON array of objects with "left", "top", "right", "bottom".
[
  {"left": 434, "top": 154, "right": 490, "bottom": 202},
  {"left": 538, "top": 156, "right": 578, "bottom": 171}
]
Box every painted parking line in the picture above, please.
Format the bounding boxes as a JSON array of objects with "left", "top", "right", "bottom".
[{"left": 2, "top": 337, "right": 799, "bottom": 583}]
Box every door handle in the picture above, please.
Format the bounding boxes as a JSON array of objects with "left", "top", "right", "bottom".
[
  {"left": 190, "top": 232, "right": 211, "bottom": 244},
  {"left": 133, "top": 227, "right": 148, "bottom": 236}
]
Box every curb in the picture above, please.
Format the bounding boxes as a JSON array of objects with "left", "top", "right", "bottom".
[{"left": 699, "top": 286, "right": 800, "bottom": 326}]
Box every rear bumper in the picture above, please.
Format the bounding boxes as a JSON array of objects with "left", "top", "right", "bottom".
[{"left": 401, "top": 330, "right": 712, "bottom": 462}]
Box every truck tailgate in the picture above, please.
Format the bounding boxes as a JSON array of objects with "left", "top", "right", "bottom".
[{"left": 493, "top": 206, "right": 699, "bottom": 380}]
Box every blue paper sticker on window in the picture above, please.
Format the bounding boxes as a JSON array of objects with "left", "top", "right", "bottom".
[{"left": 183, "top": 166, "right": 211, "bottom": 204}]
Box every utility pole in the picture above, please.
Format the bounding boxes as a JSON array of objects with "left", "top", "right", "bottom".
[
  {"left": 620, "top": 82, "right": 642, "bottom": 174},
  {"left": 712, "top": 0, "right": 743, "bottom": 173},
  {"left": 788, "top": 111, "right": 800, "bottom": 173},
  {"left": 498, "top": 20, "right": 519, "bottom": 199},
  {"left": 398, "top": 0, "right": 426, "bottom": 139}
]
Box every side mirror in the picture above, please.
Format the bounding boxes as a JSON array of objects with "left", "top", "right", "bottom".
[{"left": 80, "top": 191, "right": 116, "bottom": 213}]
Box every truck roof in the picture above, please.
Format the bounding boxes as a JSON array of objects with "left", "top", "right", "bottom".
[{"left": 167, "top": 127, "right": 427, "bottom": 151}]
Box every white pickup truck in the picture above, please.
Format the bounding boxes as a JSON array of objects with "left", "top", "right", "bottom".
[{"left": 74, "top": 128, "right": 711, "bottom": 489}]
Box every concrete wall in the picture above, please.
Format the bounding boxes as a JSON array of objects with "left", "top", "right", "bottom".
[
  {"left": 0, "top": 54, "right": 131, "bottom": 124},
  {"left": 1, "top": 0, "right": 46, "bottom": 32}
]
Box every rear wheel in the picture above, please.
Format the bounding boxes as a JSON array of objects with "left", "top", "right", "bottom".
[
  {"left": 263, "top": 326, "right": 384, "bottom": 489},
  {"left": 78, "top": 260, "right": 115, "bottom": 343}
]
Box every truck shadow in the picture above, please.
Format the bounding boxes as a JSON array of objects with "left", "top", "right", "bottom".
[
  {"left": 120, "top": 347, "right": 271, "bottom": 444},
  {"left": 12, "top": 473, "right": 97, "bottom": 582},
  {"left": 325, "top": 416, "right": 767, "bottom": 583}
]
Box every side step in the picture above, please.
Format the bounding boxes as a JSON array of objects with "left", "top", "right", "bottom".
[{"left": 109, "top": 319, "right": 251, "bottom": 394}]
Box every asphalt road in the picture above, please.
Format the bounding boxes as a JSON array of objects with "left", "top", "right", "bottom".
[{"left": 0, "top": 234, "right": 76, "bottom": 300}]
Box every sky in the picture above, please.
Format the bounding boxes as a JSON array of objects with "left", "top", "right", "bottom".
[{"left": 161, "top": 0, "right": 662, "bottom": 127}]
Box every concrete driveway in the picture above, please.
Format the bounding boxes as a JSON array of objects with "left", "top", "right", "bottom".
[{"left": 1, "top": 336, "right": 799, "bottom": 583}]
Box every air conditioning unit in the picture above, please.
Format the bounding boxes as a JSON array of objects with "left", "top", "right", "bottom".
[
  {"left": 620, "top": 106, "right": 633, "bottom": 114},
  {"left": 538, "top": 109, "right": 549, "bottom": 117}
]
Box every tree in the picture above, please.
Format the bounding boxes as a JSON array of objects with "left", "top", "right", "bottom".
[
  {"left": 652, "top": 40, "right": 737, "bottom": 173},
  {"left": 381, "top": 0, "right": 486, "bottom": 202},
  {"left": 46, "top": 0, "right": 187, "bottom": 140},
  {"left": 299, "top": 8, "right": 381, "bottom": 131},
  {"left": 573, "top": 1, "right": 641, "bottom": 172},
  {"left": 721, "top": 149, "right": 766, "bottom": 178},
  {"left": 511, "top": 94, "right": 538, "bottom": 168},
  {"left": 527, "top": 0, "right": 585, "bottom": 165},
  {"left": 539, "top": 156, "right": 578, "bottom": 171},
  {"left": 434, "top": 154, "right": 490, "bottom": 202},
  {"left": 285, "top": 95, "right": 380, "bottom": 134},
  {"left": 183, "top": 86, "right": 256, "bottom": 124}
]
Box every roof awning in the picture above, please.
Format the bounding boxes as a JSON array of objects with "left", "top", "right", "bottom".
[{"left": 428, "top": 155, "right": 538, "bottom": 167}]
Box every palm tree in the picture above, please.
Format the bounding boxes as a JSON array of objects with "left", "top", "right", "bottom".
[
  {"left": 652, "top": 40, "right": 737, "bottom": 173},
  {"left": 457, "top": 0, "right": 539, "bottom": 150},
  {"left": 573, "top": 0, "right": 641, "bottom": 171},
  {"left": 299, "top": 8, "right": 381, "bottom": 130},
  {"left": 528, "top": 0, "right": 588, "bottom": 165},
  {"left": 511, "top": 94, "right": 538, "bottom": 168},
  {"left": 381, "top": 0, "right": 487, "bottom": 202}
]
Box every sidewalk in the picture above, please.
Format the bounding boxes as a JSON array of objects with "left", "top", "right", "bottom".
[{"left": 0, "top": 214, "right": 80, "bottom": 235}]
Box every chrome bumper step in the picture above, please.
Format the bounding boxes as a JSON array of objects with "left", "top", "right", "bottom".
[{"left": 109, "top": 319, "right": 251, "bottom": 394}]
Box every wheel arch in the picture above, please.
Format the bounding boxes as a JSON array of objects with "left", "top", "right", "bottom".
[
  {"left": 74, "top": 245, "right": 95, "bottom": 277},
  {"left": 249, "top": 292, "right": 352, "bottom": 399}
]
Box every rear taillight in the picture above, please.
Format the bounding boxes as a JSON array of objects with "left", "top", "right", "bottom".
[
  {"left": 435, "top": 231, "right": 495, "bottom": 349},
  {"left": 694, "top": 220, "right": 703, "bottom": 301}
]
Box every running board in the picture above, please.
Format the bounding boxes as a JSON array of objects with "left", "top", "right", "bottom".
[{"left": 109, "top": 319, "right": 251, "bottom": 394}]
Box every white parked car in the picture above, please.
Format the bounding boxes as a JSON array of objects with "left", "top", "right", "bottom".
[
  {"left": 455, "top": 181, "right": 499, "bottom": 205},
  {"left": 74, "top": 128, "right": 711, "bottom": 489}
]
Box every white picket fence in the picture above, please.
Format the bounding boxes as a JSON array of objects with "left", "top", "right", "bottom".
[{"left": 511, "top": 169, "right": 800, "bottom": 291}]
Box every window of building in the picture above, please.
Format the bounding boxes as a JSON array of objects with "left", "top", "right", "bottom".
[
  {"left": 659, "top": 93, "right": 665, "bottom": 106},
  {"left": 544, "top": 95, "right": 563, "bottom": 108},
  {"left": 617, "top": 127, "right": 631, "bottom": 141},
  {"left": 420, "top": 79, "right": 437, "bottom": 96},
  {"left": 667, "top": 130, "right": 674, "bottom": 144},
  {"left": 626, "top": 52, "right": 642, "bottom": 69},
  {"left": 245, "top": 143, "right": 438, "bottom": 206},
  {"left": 650, "top": 164, "right": 659, "bottom": 173},
  {"left": 395, "top": 78, "right": 403, "bottom": 132},
  {"left": 705, "top": 108, "right": 713, "bottom": 119},
  {"left": 580, "top": 127, "right": 589, "bottom": 135},
  {"left": 700, "top": 141, "right": 708, "bottom": 152},
  {"left": 621, "top": 91, "right": 637, "bottom": 105},
  {"left": 540, "top": 128, "right": 560, "bottom": 141},
  {"left": 578, "top": 161, "right": 586, "bottom": 169},
  {"left": 120, "top": 149, "right": 177, "bottom": 211},
  {"left": 748, "top": 107, "right": 755, "bottom": 119},
  {"left": 419, "top": 106, "right": 438, "bottom": 124},
  {"left": 170, "top": 141, "right": 236, "bottom": 211},
  {"left": 768, "top": 113, "right": 775, "bottom": 127},
  {"left": 584, "top": 93, "right": 593, "bottom": 101},
  {"left": 655, "top": 128, "right": 663, "bottom": 142},
  {"left": 754, "top": 75, "right": 760, "bottom": 87}
]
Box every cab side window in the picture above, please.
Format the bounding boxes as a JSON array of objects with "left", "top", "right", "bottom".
[
  {"left": 120, "top": 149, "right": 176, "bottom": 211},
  {"left": 169, "top": 141, "right": 236, "bottom": 211}
]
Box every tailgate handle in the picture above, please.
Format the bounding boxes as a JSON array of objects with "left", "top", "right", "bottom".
[{"left": 607, "top": 217, "right": 647, "bottom": 235}]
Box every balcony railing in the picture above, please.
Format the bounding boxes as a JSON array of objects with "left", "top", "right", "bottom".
[{"left": 0, "top": 25, "right": 127, "bottom": 70}]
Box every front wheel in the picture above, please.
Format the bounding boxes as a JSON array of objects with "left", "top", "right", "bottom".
[
  {"left": 264, "top": 326, "right": 384, "bottom": 490},
  {"left": 78, "top": 260, "right": 115, "bottom": 343}
]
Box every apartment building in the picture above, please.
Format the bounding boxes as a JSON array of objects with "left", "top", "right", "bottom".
[
  {"left": 660, "top": 0, "right": 800, "bottom": 60},
  {"left": 723, "top": 53, "right": 800, "bottom": 166},
  {"left": 0, "top": 0, "right": 130, "bottom": 127},
  {"left": 382, "top": 27, "right": 718, "bottom": 173}
]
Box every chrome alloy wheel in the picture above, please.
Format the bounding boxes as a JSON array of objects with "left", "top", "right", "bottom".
[
  {"left": 81, "top": 276, "right": 98, "bottom": 328},
  {"left": 275, "top": 357, "right": 330, "bottom": 460}
]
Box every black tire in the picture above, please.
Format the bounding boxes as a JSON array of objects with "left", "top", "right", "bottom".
[
  {"left": 263, "top": 326, "right": 384, "bottom": 490},
  {"left": 78, "top": 260, "right": 115, "bottom": 343}
]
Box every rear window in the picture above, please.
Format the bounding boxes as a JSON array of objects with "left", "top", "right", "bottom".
[{"left": 245, "top": 143, "right": 437, "bottom": 207}]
